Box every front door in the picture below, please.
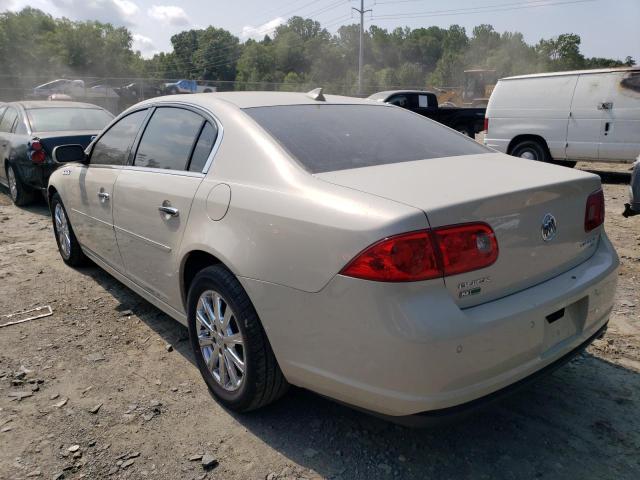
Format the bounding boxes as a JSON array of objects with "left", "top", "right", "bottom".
[
  {"left": 113, "top": 106, "right": 217, "bottom": 304},
  {"left": 598, "top": 71, "right": 640, "bottom": 162},
  {"left": 68, "top": 109, "right": 149, "bottom": 271},
  {"left": 566, "top": 74, "right": 602, "bottom": 161}
]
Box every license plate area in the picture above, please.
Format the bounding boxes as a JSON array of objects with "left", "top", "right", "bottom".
[{"left": 542, "top": 297, "right": 588, "bottom": 352}]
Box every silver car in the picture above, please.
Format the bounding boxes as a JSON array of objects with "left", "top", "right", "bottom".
[{"left": 47, "top": 91, "right": 618, "bottom": 422}]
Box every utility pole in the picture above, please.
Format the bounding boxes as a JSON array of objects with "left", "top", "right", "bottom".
[{"left": 352, "top": 0, "right": 371, "bottom": 96}]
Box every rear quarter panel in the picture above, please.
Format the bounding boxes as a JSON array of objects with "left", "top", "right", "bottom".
[{"left": 177, "top": 102, "right": 429, "bottom": 295}]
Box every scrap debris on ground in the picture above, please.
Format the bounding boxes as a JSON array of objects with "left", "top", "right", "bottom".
[{"left": 0, "top": 171, "right": 638, "bottom": 479}]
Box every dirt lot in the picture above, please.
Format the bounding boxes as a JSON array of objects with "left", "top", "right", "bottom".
[{"left": 0, "top": 167, "right": 639, "bottom": 480}]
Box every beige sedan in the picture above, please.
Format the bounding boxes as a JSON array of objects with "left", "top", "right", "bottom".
[{"left": 47, "top": 91, "right": 618, "bottom": 423}]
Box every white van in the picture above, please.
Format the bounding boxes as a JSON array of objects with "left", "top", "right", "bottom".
[{"left": 484, "top": 67, "right": 640, "bottom": 165}]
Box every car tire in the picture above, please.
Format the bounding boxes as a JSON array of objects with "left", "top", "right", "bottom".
[
  {"left": 510, "top": 139, "right": 550, "bottom": 162},
  {"left": 50, "top": 193, "right": 87, "bottom": 267},
  {"left": 187, "top": 265, "right": 288, "bottom": 412},
  {"left": 6, "top": 163, "right": 35, "bottom": 206}
]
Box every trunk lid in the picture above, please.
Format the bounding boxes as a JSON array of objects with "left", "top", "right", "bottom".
[
  {"left": 37, "top": 131, "right": 99, "bottom": 158},
  {"left": 316, "top": 153, "right": 603, "bottom": 307}
]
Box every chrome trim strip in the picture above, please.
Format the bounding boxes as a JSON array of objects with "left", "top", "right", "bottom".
[
  {"left": 120, "top": 165, "right": 205, "bottom": 178},
  {"left": 71, "top": 208, "right": 112, "bottom": 227},
  {"left": 114, "top": 225, "right": 172, "bottom": 252}
]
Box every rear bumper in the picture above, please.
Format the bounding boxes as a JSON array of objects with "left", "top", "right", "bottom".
[
  {"left": 241, "top": 234, "right": 618, "bottom": 417},
  {"left": 385, "top": 321, "right": 608, "bottom": 426}
]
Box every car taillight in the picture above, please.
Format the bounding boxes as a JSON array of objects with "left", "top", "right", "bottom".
[
  {"left": 434, "top": 223, "right": 499, "bottom": 276},
  {"left": 585, "top": 189, "right": 605, "bottom": 232},
  {"left": 340, "top": 223, "right": 498, "bottom": 282},
  {"left": 29, "top": 139, "right": 46, "bottom": 164},
  {"left": 483, "top": 117, "right": 489, "bottom": 132}
]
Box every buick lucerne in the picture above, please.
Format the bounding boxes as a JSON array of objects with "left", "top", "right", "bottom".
[{"left": 47, "top": 91, "right": 618, "bottom": 421}]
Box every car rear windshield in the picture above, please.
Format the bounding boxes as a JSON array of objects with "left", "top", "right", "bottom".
[
  {"left": 26, "top": 107, "right": 113, "bottom": 132},
  {"left": 244, "top": 104, "right": 490, "bottom": 173}
]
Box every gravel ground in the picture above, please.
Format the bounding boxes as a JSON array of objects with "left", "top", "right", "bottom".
[{"left": 0, "top": 171, "right": 639, "bottom": 480}]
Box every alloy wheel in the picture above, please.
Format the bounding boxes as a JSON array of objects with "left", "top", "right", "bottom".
[
  {"left": 195, "top": 290, "right": 245, "bottom": 392},
  {"left": 7, "top": 166, "right": 18, "bottom": 201},
  {"left": 54, "top": 203, "right": 72, "bottom": 259}
]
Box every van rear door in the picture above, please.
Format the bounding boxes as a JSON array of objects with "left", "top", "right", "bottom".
[
  {"left": 598, "top": 70, "right": 640, "bottom": 163},
  {"left": 566, "top": 74, "right": 605, "bottom": 160}
]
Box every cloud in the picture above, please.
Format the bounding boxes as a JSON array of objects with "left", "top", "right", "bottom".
[
  {"left": 147, "top": 5, "right": 189, "bottom": 26},
  {"left": 0, "top": 0, "right": 15, "bottom": 11},
  {"left": 50, "top": 0, "right": 139, "bottom": 26},
  {"left": 132, "top": 33, "right": 157, "bottom": 58},
  {"left": 241, "top": 17, "right": 285, "bottom": 40}
]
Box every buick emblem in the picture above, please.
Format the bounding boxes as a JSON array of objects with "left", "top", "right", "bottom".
[{"left": 541, "top": 213, "right": 558, "bottom": 242}]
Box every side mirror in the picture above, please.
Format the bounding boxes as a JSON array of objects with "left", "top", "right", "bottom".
[{"left": 53, "top": 144, "right": 87, "bottom": 164}]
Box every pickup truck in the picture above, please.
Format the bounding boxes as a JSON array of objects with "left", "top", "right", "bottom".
[
  {"left": 164, "top": 80, "right": 217, "bottom": 95},
  {"left": 368, "top": 90, "right": 486, "bottom": 137}
]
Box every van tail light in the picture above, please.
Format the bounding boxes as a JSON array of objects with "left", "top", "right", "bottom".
[
  {"left": 483, "top": 117, "right": 489, "bottom": 132},
  {"left": 29, "top": 139, "right": 46, "bottom": 164},
  {"left": 584, "top": 189, "right": 605, "bottom": 232},
  {"left": 340, "top": 223, "right": 498, "bottom": 282}
]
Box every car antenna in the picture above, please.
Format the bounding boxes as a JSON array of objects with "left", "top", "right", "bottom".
[{"left": 306, "top": 87, "right": 325, "bottom": 101}]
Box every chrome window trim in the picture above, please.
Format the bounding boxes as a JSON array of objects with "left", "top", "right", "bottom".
[
  {"left": 133, "top": 101, "right": 224, "bottom": 175},
  {"left": 201, "top": 117, "right": 223, "bottom": 175}
]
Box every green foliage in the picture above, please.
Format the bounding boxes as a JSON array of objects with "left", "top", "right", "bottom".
[{"left": 0, "top": 7, "right": 634, "bottom": 98}]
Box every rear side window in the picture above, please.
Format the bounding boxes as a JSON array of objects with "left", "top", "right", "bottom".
[
  {"left": 188, "top": 122, "right": 218, "bottom": 172},
  {"left": 91, "top": 109, "right": 147, "bottom": 166},
  {"left": 134, "top": 107, "right": 204, "bottom": 170},
  {"left": 26, "top": 108, "right": 113, "bottom": 132},
  {"left": 0, "top": 107, "right": 18, "bottom": 133},
  {"left": 245, "top": 105, "right": 489, "bottom": 173}
]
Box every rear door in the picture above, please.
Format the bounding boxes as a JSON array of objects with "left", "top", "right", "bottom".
[
  {"left": 113, "top": 106, "right": 217, "bottom": 304},
  {"left": 68, "top": 109, "right": 149, "bottom": 272},
  {"left": 598, "top": 71, "right": 640, "bottom": 162},
  {"left": 566, "top": 74, "right": 605, "bottom": 160}
]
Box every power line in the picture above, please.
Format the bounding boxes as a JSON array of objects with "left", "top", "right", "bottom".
[{"left": 371, "top": 0, "right": 596, "bottom": 20}]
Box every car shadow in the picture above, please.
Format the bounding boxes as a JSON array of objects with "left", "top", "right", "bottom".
[
  {"left": 583, "top": 169, "right": 631, "bottom": 185},
  {"left": 0, "top": 189, "right": 51, "bottom": 217},
  {"left": 78, "top": 264, "right": 639, "bottom": 479}
]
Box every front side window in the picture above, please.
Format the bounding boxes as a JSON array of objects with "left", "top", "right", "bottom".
[
  {"left": 91, "top": 109, "right": 147, "bottom": 166},
  {"left": 245, "top": 104, "right": 490, "bottom": 173},
  {"left": 134, "top": 107, "right": 204, "bottom": 170},
  {"left": 27, "top": 108, "right": 113, "bottom": 132},
  {"left": 0, "top": 107, "right": 18, "bottom": 133}
]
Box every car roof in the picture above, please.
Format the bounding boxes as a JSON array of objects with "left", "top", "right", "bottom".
[
  {"left": 140, "top": 91, "right": 380, "bottom": 109},
  {"left": 10, "top": 101, "right": 107, "bottom": 110},
  {"left": 502, "top": 66, "right": 640, "bottom": 81}
]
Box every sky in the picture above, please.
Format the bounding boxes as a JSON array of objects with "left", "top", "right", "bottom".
[{"left": 1, "top": 0, "right": 639, "bottom": 62}]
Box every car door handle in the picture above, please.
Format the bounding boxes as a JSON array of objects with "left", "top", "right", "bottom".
[
  {"left": 597, "top": 102, "right": 613, "bottom": 110},
  {"left": 158, "top": 206, "right": 179, "bottom": 217},
  {"left": 97, "top": 192, "right": 110, "bottom": 201}
]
